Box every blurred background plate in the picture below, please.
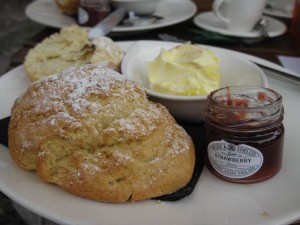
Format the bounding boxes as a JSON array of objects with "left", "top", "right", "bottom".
[
  {"left": 25, "top": 0, "right": 197, "bottom": 33},
  {"left": 263, "top": 7, "right": 293, "bottom": 18}
]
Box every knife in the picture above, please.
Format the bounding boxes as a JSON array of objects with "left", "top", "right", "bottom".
[{"left": 88, "top": 7, "right": 126, "bottom": 39}]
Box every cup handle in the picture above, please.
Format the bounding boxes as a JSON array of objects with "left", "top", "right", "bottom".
[{"left": 213, "top": 0, "right": 230, "bottom": 24}]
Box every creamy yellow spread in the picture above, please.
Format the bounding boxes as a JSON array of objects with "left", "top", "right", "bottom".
[{"left": 147, "top": 44, "right": 220, "bottom": 96}]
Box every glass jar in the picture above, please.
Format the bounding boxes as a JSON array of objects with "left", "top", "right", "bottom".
[
  {"left": 204, "top": 86, "right": 284, "bottom": 183},
  {"left": 78, "top": 0, "right": 110, "bottom": 26}
]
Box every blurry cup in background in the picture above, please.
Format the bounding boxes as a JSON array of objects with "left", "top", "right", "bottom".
[
  {"left": 267, "top": 0, "right": 295, "bottom": 15},
  {"left": 291, "top": 0, "right": 300, "bottom": 53},
  {"left": 213, "top": 0, "right": 267, "bottom": 32}
]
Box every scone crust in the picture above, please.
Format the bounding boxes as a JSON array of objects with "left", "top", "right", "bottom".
[{"left": 9, "top": 64, "right": 195, "bottom": 202}]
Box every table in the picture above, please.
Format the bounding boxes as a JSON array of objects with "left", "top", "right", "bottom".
[{"left": 0, "top": 0, "right": 299, "bottom": 225}]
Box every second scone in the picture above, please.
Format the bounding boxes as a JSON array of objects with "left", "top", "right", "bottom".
[
  {"left": 9, "top": 64, "right": 195, "bottom": 202},
  {"left": 24, "top": 25, "right": 124, "bottom": 81}
]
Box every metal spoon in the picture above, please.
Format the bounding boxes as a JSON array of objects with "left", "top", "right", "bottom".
[
  {"left": 255, "top": 18, "right": 270, "bottom": 38},
  {"left": 122, "top": 11, "right": 163, "bottom": 26}
]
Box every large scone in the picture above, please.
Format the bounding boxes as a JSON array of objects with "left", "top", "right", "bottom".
[
  {"left": 24, "top": 25, "right": 124, "bottom": 81},
  {"left": 8, "top": 64, "right": 195, "bottom": 202}
]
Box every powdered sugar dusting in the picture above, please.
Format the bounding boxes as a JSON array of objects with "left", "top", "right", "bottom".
[
  {"left": 165, "top": 124, "right": 191, "bottom": 156},
  {"left": 114, "top": 151, "right": 132, "bottom": 162},
  {"left": 24, "top": 64, "right": 138, "bottom": 119}
]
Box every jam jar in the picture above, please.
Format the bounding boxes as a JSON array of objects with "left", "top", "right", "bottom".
[
  {"left": 204, "top": 86, "right": 284, "bottom": 183},
  {"left": 78, "top": 0, "right": 110, "bottom": 26}
]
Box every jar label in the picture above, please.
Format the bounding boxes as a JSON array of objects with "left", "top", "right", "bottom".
[{"left": 208, "top": 140, "right": 264, "bottom": 179}]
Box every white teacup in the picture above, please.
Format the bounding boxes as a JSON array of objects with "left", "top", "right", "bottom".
[
  {"left": 267, "top": 0, "right": 295, "bottom": 15},
  {"left": 213, "top": 0, "right": 267, "bottom": 32}
]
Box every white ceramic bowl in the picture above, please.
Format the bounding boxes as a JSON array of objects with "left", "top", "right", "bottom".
[
  {"left": 121, "top": 41, "right": 268, "bottom": 122},
  {"left": 110, "top": 0, "right": 160, "bottom": 15}
]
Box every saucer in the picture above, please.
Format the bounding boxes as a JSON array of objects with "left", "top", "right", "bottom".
[
  {"left": 193, "top": 11, "right": 287, "bottom": 38},
  {"left": 263, "top": 7, "right": 293, "bottom": 18}
]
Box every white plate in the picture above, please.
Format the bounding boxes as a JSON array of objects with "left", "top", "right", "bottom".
[
  {"left": 193, "top": 11, "right": 287, "bottom": 38},
  {"left": 1, "top": 41, "right": 300, "bottom": 225},
  {"left": 263, "top": 7, "right": 293, "bottom": 18},
  {"left": 25, "top": 0, "right": 197, "bottom": 33}
]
